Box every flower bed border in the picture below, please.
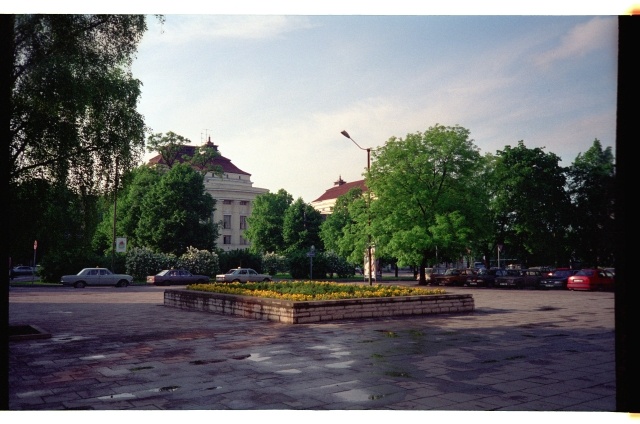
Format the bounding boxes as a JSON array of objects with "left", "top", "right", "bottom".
[{"left": 164, "top": 289, "right": 474, "bottom": 324}]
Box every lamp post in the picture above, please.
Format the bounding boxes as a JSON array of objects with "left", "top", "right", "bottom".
[{"left": 341, "top": 130, "right": 373, "bottom": 285}]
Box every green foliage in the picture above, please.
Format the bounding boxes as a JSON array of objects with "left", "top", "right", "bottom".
[
  {"left": 261, "top": 252, "right": 288, "bottom": 275},
  {"left": 366, "top": 124, "right": 482, "bottom": 282},
  {"left": 286, "top": 249, "right": 328, "bottom": 279},
  {"left": 244, "top": 189, "right": 293, "bottom": 254},
  {"left": 136, "top": 163, "right": 217, "bottom": 255},
  {"left": 146, "top": 131, "right": 191, "bottom": 169},
  {"left": 125, "top": 247, "right": 178, "bottom": 280},
  {"left": 323, "top": 251, "right": 356, "bottom": 278},
  {"left": 218, "top": 249, "right": 264, "bottom": 273},
  {"left": 566, "top": 139, "right": 615, "bottom": 266},
  {"left": 10, "top": 14, "right": 148, "bottom": 186},
  {"left": 491, "top": 141, "right": 571, "bottom": 266},
  {"left": 282, "top": 198, "right": 324, "bottom": 254}
]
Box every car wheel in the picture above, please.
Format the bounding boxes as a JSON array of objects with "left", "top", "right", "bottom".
[
  {"left": 232, "top": 279, "right": 241, "bottom": 283},
  {"left": 262, "top": 278, "right": 271, "bottom": 282},
  {"left": 74, "top": 281, "right": 86, "bottom": 288},
  {"left": 117, "top": 280, "right": 129, "bottom": 287}
]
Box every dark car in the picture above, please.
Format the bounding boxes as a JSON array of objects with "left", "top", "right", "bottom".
[
  {"left": 539, "top": 269, "right": 578, "bottom": 290},
  {"left": 147, "top": 269, "right": 211, "bottom": 286},
  {"left": 495, "top": 269, "right": 543, "bottom": 289},
  {"left": 10, "top": 266, "right": 36, "bottom": 278},
  {"left": 466, "top": 268, "right": 508, "bottom": 288},
  {"left": 434, "top": 268, "right": 476, "bottom": 287}
]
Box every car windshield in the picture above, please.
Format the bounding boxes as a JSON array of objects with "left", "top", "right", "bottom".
[
  {"left": 444, "top": 269, "right": 459, "bottom": 275},
  {"left": 227, "top": 269, "right": 239, "bottom": 274},
  {"left": 575, "top": 270, "right": 595, "bottom": 276},
  {"left": 158, "top": 270, "right": 170, "bottom": 276},
  {"left": 551, "top": 270, "right": 572, "bottom": 277}
]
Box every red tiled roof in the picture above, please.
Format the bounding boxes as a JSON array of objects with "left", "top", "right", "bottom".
[
  {"left": 147, "top": 142, "right": 250, "bottom": 176},
  {"left": 312, "top": 179, "right": 367, "bottom": 203}
]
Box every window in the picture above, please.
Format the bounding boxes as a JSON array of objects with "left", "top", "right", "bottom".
[
  {"left": 240, "top": 201, "right": 249, "bottom": 206},
  {"left": 223, "top": 215, "right": 231, "bottom": 229},
  {"left": 240, "top": 236, "right": 248, "bottom": 245},
  {"left": 223, "top": 199, "right": 233, "bottom": 205},
  {"left": 240, "top": 215, "right": 247, "bottom": 229},
  {"left": 223, "top": 235, "right": 231, "bottom": 245}
]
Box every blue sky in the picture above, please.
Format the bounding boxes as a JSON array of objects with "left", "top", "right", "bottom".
[
  {"left": 130, "top": 13, "right": 618, "bottom": 202},
  {"left": 12, "top": 2, "right": 625, "bottom": 203}
]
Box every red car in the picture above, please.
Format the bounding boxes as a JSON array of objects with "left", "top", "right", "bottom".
[
  {"left": 567, "top": 269, "right": 615, "bottom": 291},
  {"left": 433, "top": 268, "right": 476, "bottom": 287}
]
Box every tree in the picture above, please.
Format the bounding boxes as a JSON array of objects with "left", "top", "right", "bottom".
[
  {"left": 320, "top": 187, "right": 363, "bottom": 255},
  {"left": 136, "top": 163, "right": 217, "bottom": 255},
  {"left": 8, "top": 15, "right": 153, "bottom": 271},
  {"left": 10, "top": 14, "right": 149, "bottom": 188},
  {"left": 146, "top": 131, "right": 191, "bottom": 169},
  {"left": 366, "top": 124, "right": 483, "bottom": 285},
  {"left": 566, "top": 139, "right": 615, "bottom": 267},
  {"left": 92, "top": 165, "right": 161, "bottom": 253},
  {"left": 491, "top": 141, "right": 571, "bottom": 267},
  {"left": 282, "top": 198, "right": 323, "bottom": 254},
  {"left": 244, "top": 189, "right": 293, "bottom": 254}
]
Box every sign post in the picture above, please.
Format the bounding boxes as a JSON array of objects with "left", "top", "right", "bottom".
[
  {"left": 307, "top": 246, "right": 316, "bottom": 280},
  {"left": 32, "top": 240, "right": 37, "bottom": 283}
]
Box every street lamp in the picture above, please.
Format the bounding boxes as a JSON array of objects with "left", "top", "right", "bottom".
[{"left": 341, "top": 130, "right": 373, "bottom": 285}]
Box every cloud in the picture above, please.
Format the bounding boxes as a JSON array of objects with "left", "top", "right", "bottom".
[{"left": 533, "top": 17, "right": 615, "bottom": 69}]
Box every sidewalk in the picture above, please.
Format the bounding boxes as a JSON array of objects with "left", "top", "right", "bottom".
[{"left": 8, "top": 284, "right": 617, "bottom": 414}]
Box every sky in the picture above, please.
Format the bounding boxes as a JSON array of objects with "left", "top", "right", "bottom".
[{"left": 12, "top": 2, "right": 628, "bottom": 204}]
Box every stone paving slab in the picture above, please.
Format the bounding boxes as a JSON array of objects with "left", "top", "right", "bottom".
[{"left": 7, "top": 283, "right": 620, "bottom": 418}]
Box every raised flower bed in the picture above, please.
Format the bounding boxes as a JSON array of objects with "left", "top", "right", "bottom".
[{"left": 163, "top": 281, "right": 474, "bottom": 324}]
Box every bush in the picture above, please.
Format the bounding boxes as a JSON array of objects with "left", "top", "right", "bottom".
[
  {"left": 261, "top": 252, "right": 287, "bottom": 275},
  {"left": 286, "top": 249, "right": 328, "bottom": 279},
  {"left": 125, "top": 247, "right": 178, "bottom": 280},
  {"left": 177, "top": 246, "right": 219, "bottom": 277},
  {"left": 218, "top": 249, "right": 263, "bottom": 273}
]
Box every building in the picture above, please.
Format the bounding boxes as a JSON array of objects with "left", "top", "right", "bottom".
[
  {"left": 147, "top": 138, "right": 269, "bottom": 251},
  {"left": 310, "top": 176, "right": 367, "bottom": 216}
]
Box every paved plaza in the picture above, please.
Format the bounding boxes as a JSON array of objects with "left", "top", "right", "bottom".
[{"left": 7, "top": 282, "right": 619, "bottom": 417}]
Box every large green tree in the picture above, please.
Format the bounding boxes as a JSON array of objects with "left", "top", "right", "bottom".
[
  {"left": 10, "top": 14, "right": 149, "bottom": 186},
  {"left": 8, "top": 15, "right": 152, "bottom": 269},
  {"left": 320, "top": 187, "right": 364, "bottom": 256},
  {"left": 491, "top": 141, "right": 571, "bottom": 267},
  {"left": 245, "top": 189, "right": 294, "bottom": 254},
  {"left": 566, "top": 139, "right": 615, "bottom": 267},
  {"left": 135, "top": 164, "right": 217, "bottom": 255},
  {"left": 366, "top": 124, "right": 484, "bottom": 284}
]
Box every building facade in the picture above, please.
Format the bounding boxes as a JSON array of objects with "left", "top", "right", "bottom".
[{"left": 148, "top": 138, "right": 268, "bottom": 252}]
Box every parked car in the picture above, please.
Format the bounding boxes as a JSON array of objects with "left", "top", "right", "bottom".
[
  {"left": 567, "top": 268, "right": 615, "bottom": 291},
  {"left": 146, "top": 269, "right": 210, "bottom": 286},
  {"left": 61, "top": 268, "right": 133, "bottom": 288},
  {"left": 215, "top": 268, "right": 273, "bottom": 283},
  {"left": 466, "top": 268, "right": 508, "bottom": 288},
  {"left": 10, "top": 266, "right": 37, "bottom": 278},
  {"left": 415, "top": 267, "right": 446, "bottom": 285},
  {"left": 495, "top": 269, "right": 543, "bottom": 289},
  {"left": 538, "top": 269, "right": 578, "bottom": 290},
  {"left": 433, "top": 268, "right": 476, "bottom": 287}
]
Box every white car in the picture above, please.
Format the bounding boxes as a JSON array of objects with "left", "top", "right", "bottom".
[
  {"left": 215, "top": 268, "right": 272, "bottom": 283},
  {"left": 61, "top": 268, "right": 133, "bottom": 288}
]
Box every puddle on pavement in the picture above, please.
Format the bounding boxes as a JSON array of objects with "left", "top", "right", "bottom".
[
  {"left": 276, "top": 369, "right": 302, "bottom": 374},
  {"left": 325, "top": 360, "right": 355, "bottom": 369},
  {"left": 335, "top": 388, "right": 384, "bottom": 402},
  {"left": 98, "top": 393, "right": 136, "bottom": 400}
]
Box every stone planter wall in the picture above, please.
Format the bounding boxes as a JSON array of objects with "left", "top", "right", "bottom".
[{"left": 164, "top": 289, "right": 474, "bottom": 324}]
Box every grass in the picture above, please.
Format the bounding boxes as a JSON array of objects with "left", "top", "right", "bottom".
[{"left": 187, "top": 280, "right": 445, "bottom": 301}]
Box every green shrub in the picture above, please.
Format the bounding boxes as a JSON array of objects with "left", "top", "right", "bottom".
[{"left": 177, "top": 246, "right": 219, "bottom": 276}]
